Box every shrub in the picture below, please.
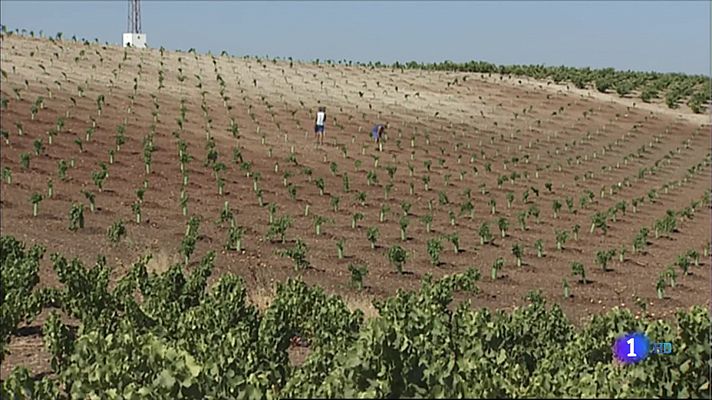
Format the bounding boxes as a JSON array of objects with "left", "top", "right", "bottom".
[
  {"left": 506, "top": 192, "right": 514, "bottom": 208},
  {"left": 225, "top": 226, "right": 245, "bottom": 252},
  {"left": 107, "top": 220, "right": 126, "bottom": 243},
  {"left": 351, "top": 212, "right": 364, "bottom": 229},
  {"left": 478, "top": 223, "right": 492, "bottom": 245},
  {"left": 356, "top": 191, "right": 367, "bottom": 206},
  {"left": 676, "top": 255, "right": 690, "bottom": 275},
  {"left": 571, "top": 261, "right": 587, "bottom": 284},
  {"left": 555, "top": 230, "right": 569, "bottom": 251},
  {"left": 512, "top": 244, "right": 524, "bottom": 267},
  {"left": 438, "top": 191, "right": 449, "bottom": 206},
  {"left": 336, "top": 239, "right": 345, "bottom": 259},
  {"left": 656, "top": 273, "right": 666, "bottom": 299},
  {"left": 379, "top": 205, "right": 390, "bottom": 223},
  {"left": 552, "top": 200, "right": 562, "bottom": 219},
  {"left": 497, "top": 217, "right": 509, "bottom": 238},
  {"left": 387, "top": 245, "right": 408, "bottom": 273},
  {"left": 131, "top": 202, "right": 142, "bottom": 224},
  {"left": 460, "top": 200, "right": 474, "bottom": 219},
  {"left": 590, "top": 212, "right": 608, "bottom": 234},
  {"left": 399, "top": 217, "right": 409, "bottom": 241},
  {"left": 401, "top": 201, "right": 412, "bottom": 216},
  {"left": 528, "top": 205, "right": 540, "bottom": 223},
  {"left": 535, "top": 239, "right": 544, "bottom": 258},
  {"left": 595, "top": 249, "right": 616, "bottom": 271},
  {"left": 421, "top": 214, "right": 433, "bottom": 233},
  {"left": 2, "top": 167, "right": 11, "bottom": 184},
  {"left": 348, "top": 264, "right": 368, "bottom": 290},
  {"left": 491, "top": 257, "right": 504, "bottom": 280},
  {"left": 366, "top": 227, "right": 379, "bottom": 249},
  {"left": 68, "top": 204, "right": 84, "bottom": 231},
  {"left": 686, "top": 250, "right": 699, "bottom": 267},
  {"left": 20, "top": 153, "right": 30, "bottom": 170},
  {"left": 427, "top": 238, "right": 443, "bottom": 266},
  {"left": 633, "top": 228, "right": 649, "bottom": 254},
  {"left": 267, "top": 215, "right": 292, "bottom": 243},
  {"left": 313, "top": 215, "right": 330, "bottom": 236},
  {"left": 30, "top": 193, "right": 43, "bottom": 217},
  {"left": 279, "top": 239, "right": 310, "bottom": 271},
  {"left": 517, "top": 211, "right": 527, "bottom": 231},
  {"left": 315, "top": 177, "right": 325, "bottom": 196}
]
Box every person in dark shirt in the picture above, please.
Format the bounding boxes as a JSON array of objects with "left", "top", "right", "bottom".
[{"left": 371, "top": 124, "right": 385, "bottom": 143}]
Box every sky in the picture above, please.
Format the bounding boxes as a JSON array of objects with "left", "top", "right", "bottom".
[{"left": 1, "top": 1, "right": 709, "bottom": 75}]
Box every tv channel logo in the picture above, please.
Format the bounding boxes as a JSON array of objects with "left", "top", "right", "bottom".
[{"left": 613, "top": 332, "right": 672, "bottom": 364}]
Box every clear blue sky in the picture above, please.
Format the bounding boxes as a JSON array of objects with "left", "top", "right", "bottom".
[{"left": 1, "top": 1, "right": 709, "bottom": 75}]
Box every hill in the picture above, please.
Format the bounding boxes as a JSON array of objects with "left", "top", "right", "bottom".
[{"left": 0, "top": 33, "right": 710, "bottom": 383}]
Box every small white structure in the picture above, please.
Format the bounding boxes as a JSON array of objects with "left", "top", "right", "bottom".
[{"left": 123, "top": 33, "right": 147, "bottom": 48}]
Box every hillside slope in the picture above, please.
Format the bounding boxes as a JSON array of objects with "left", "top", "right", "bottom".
[{"left": 1, "top": 33, "right": 709, "bottom": 330}]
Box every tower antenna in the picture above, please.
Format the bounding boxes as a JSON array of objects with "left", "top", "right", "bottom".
[
  {"left": 123, "top": 0, "right": 147, "bottom": 48},
  {"left": 128, "top": 0, "right": 141, "bottom": 34}
]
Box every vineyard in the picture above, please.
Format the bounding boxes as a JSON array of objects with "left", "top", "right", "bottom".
[
  {"left": 1, "top": 236, "right": 711, "bottom": 397},
  {"left": 393, "top": 60, "right": 710, "bottom": 114},
  {"left": 0, "top": 29, "right": 711, "bottom": 396}
]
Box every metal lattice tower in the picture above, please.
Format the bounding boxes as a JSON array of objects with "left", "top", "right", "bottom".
[
  {"left": 128, "top": 0, "right": 142, "bottom": 34},
  {"left": 123, "top": 0, "right": 146, "bottom": 48}
]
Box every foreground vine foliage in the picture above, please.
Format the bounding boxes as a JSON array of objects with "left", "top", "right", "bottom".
[{"left": 1, "top": 235, "right": 710, "bottom": 398}]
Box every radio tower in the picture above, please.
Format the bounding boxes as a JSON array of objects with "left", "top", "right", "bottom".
[
  {"left": 128, "top": 0, "right": 141, "bottom": 34},
  {"left": 123, "top": 0, "right": 147, "bottom": 48}
]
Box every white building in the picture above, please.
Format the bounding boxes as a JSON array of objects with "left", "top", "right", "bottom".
[{"left": 123, "top": 33, "right": 147, "bottom": 48}]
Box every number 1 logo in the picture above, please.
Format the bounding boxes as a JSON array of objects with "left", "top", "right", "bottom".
[
  {"left": 614, "top": 333, "right": 649, "bottom": 364},
  {"left": 626, "top": 337, "right": 637, "bottom": 357}
]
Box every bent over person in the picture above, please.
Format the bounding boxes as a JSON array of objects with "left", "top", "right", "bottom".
[
  {"left": 371, "top": 124, "right": 385, "bottom": 143},
  {"left": 314, "top": 106, "right": 326, "bottom": 145}
]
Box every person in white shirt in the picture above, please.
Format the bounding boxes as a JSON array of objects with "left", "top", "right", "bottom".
[{"left": 314, "top": 106, "right": 326, "bottom": 146}]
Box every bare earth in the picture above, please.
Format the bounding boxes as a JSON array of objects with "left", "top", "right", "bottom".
[{"left": 1, "top": 35, "right": 710, "bottom": 378}]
